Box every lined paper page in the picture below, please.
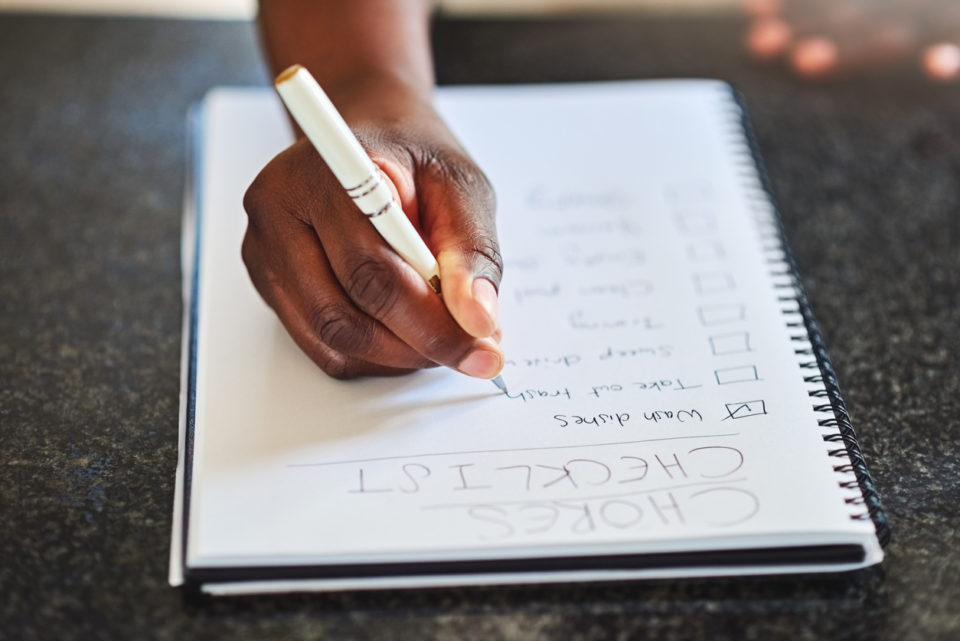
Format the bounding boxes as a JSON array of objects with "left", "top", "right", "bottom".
[{"left": 187, "top": 83, "right": 879, "bottom": 570}]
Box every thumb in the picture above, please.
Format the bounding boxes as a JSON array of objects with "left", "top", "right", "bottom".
[{"left": 416, "top": 149, "right": 503, "bottom": 339}]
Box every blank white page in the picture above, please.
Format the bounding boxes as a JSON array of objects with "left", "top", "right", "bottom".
[{"left": 184, "top": 82, "right": 881, "bottom": 576}]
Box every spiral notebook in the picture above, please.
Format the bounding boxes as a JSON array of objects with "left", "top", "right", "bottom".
[{"left": 169, "top": 80, "right": 888, "bottom": 595}]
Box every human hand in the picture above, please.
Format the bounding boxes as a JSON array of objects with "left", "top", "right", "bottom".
[
  {"left": 242, "top": 80, "right": 504, "bottom": 380},
  {"left": 743, "top": 0, "right": 960, "bottom": 82}
]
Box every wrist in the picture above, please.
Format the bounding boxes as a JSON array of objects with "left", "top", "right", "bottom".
[
  {"left": 323, "top": 71, "right": 434, "bottom": 122},
  {"left": 314, "top": 72, "right": 437, "bottom": 135}
]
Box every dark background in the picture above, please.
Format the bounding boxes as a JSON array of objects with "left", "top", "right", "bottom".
[{"left": 2, "top": 10, "right": 958, "bottom": 640}]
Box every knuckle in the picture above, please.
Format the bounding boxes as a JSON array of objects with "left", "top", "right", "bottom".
[
  {"left": 425, "top": 335, "right": 464, "bottom": 364},
  {"left": 343, "top": 258, "right": 399, "bottom": 317},
  {"left": 244, "top": 148, "right": 317, "bottom": 227},
  {"left": 453, "top": 233, "right": 504, "bottom": 285},
  {"left": 242, "top": 175, "right": 268, "bottom": 222},
  {"left": 307, "top": 301, "right": 373, "bottom": 356},
  {"left": 240, "top": 232, "right": 256, "bottom": 269},
  {"left": 243, "top": 171, "right": 291, "bottom": 228},
  {"left": 469, "top": 235, "right": 504, "bottom": 283},
  {"left": 316, "top": 350, "right": 354, "bottom": 380},
  {"left": 422, "top": 147, "right": 494, "bottom": 198},
  {"left": 240, "top": 231, "right": 263, "bottom": 271},
  {"left": 241, "top": 233, "right": 282, "bottom": 299}
]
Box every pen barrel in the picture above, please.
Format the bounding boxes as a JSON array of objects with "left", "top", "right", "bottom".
[
  {"left": 275, "top": 67, "right": 376, "bottom": 190},
  {"left": 350, "top": 177, "right": 395, "bottom": 217},
  {"left": 370, "top": 201, "right": 440, "bottom": 284},
  {"left": 340, "top": 158, "right": 441, "bottom": 287}
]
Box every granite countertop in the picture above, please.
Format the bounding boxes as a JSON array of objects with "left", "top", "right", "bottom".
[{"left": 2, "top": 12, "right": 959, "bottom": 641}]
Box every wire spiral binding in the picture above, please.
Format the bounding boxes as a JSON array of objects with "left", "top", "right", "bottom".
[{"left": 713, "top": 85, "right": 890, "bottom": 546}]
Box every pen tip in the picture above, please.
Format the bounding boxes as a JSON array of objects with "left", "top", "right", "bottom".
[{"left": 491, "top": 375, "right": 508, "bottom": 394}]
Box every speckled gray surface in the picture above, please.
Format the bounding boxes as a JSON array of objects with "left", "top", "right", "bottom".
[{"left": 2, "top": 12, "right": 959, "bottom": 641}]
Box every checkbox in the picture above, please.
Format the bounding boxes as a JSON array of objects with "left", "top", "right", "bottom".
[
  {"left": 693, "top": 272, "right": 735, "bottom": 295},
  {"left": 709, "top": 331, "right": 752, "bottom": 356},
  {"left": 715, "top": 365, "right": 760, "bottom": 385},
  {"left": 697, "top": 303, "right": 746, "bottom": 326}
]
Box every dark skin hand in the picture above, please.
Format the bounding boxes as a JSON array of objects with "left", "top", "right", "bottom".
[{"left": 244, "top": 0, "right": 505, "bottom": 380}]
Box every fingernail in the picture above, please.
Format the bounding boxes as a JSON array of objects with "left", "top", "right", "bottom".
[
  {"left": 472, "top": 277, "right": 500, "bottom": 335},
  {"left": 458, "top": 347, "right": 503, "bottom": 379}
]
